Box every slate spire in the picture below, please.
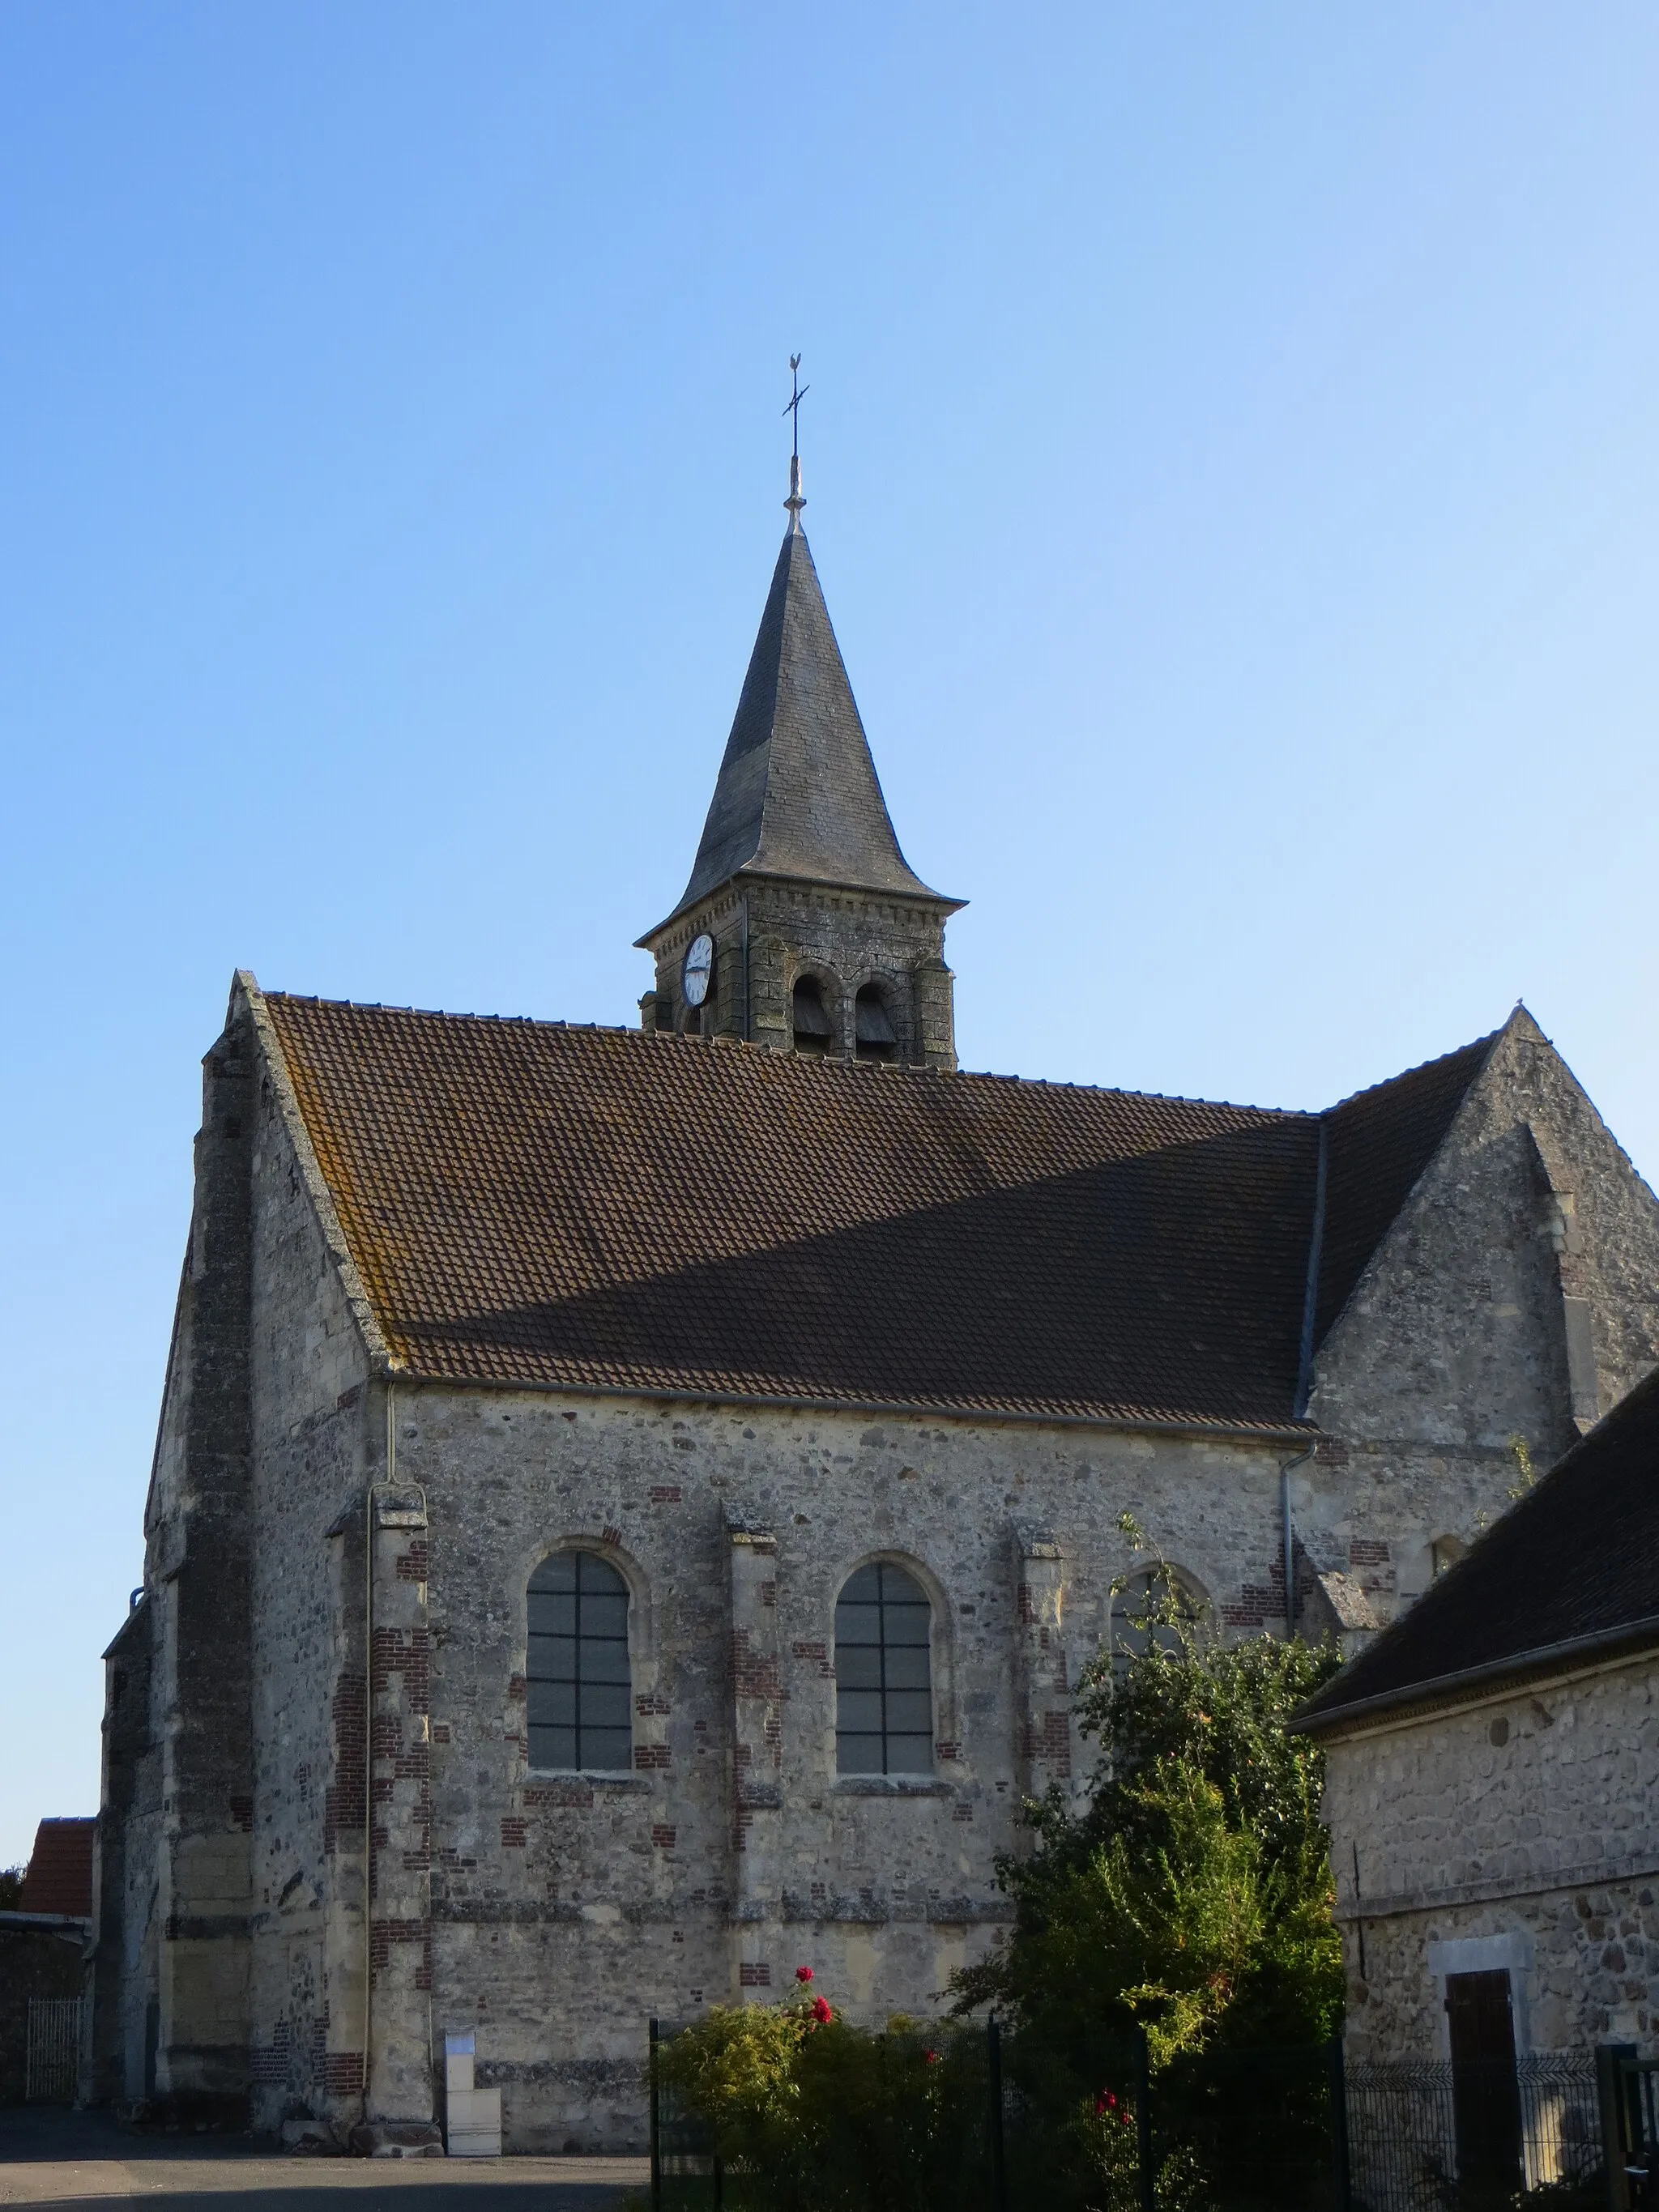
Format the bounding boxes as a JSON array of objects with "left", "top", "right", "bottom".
[{"left": 655, "top": 497, "right": 953, "bottom": 929}]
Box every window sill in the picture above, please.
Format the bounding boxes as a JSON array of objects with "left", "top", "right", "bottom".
[
  {"left": 833, "top": 1775, "right": 951, "bottom": 1799},
  {"left": 524, "top": 1769, "right": 650, "bottom": 1792}
]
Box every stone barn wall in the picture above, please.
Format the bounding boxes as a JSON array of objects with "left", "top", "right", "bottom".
[{"left": 1323, "top": 1653, "right": 1659, "bottom": 2060}]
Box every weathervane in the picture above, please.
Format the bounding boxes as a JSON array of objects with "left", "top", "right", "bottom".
[{"left": 783, "top": 353, "right": 808, "bottom": 526}]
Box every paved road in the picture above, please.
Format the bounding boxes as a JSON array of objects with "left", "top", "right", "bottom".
[{"left": 0, "top": 2112, "right": 646, "bottom": 2210}]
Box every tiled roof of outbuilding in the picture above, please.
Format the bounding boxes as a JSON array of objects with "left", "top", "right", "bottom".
[
  {"left": 1296, "top": 1363, "right": 1659, "bottom": 1731},
  {"left": 259, "top": 995, "right": 1503, "bottom": 1433},
  {"left": 18, "top": 1819, "right": 95, "bottom": 1918}
]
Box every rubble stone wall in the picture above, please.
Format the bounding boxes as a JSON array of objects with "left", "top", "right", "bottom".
[
  {"left": 404, "top": 1387, "right": 1290, "bottom": 2150},
  {"left": 243, "top": 1034, "right": 374, "bottom": 2136},
  {"left": 1323, "top": 1654, "right": 1659, "bottom": 2057},
  {"left": 1301, "top": 1014, "right": 1659, "bottom": 1625}
]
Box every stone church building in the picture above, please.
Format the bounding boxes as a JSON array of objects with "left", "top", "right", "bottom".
[{"left": 92, "top": 482, "right": 1659, "bottom": 2148}]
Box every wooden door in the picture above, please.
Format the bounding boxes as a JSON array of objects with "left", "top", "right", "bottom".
[{"left": 1445, "top": 1968, "right": 1523, "bottom": 2196}]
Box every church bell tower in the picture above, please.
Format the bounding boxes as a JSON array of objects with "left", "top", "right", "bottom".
[{"left": 637, "top": 455, "right": 963, "bottom": 1069}]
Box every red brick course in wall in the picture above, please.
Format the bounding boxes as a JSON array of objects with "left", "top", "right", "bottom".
[
  {"left": 1026, "top": 1711, "right": 1071, "bottom": 1777},
  {"left": 324, "top": 1671, "right": 366, "bottom": 1853},
  {"left": 371, "top": 1625, "right": 429, "bottom": 1712},
  {"left": 730, "top": 1630, "right": 783, "bottom": 1703},
  {"left": 324, "top": 2050, "right": 365, "bottom": 2098},
  {"left": 369, "top": 1916, "right": 433, "bottom": 1992}
]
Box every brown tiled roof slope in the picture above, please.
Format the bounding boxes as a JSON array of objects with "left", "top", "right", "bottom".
[
  {"left": 1297, "top": 1364, "right": 1659, "bottom": 1730},
  {"left": 1313, "top": 1032, "right": 1499, "bottom": 1346},
  {"left": 266, "top": 996, "right": 1325, "bottom": 1430},
  {"left": 19, "top": 1818, "right": 95, "bottom": 1916},
  {"left": 262, "top": 998, "right": 1499, "bottom": 1430}
]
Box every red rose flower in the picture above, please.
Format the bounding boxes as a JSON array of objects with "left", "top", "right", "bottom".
[
  {"left": 795, "top": 1966, "right": 814, "bottom": 1983},
  {"left": 925, "top": 2050, "right": 940, "bottom": 2066},
  {"left": 811, "top": 1995, "right": 834, "bottom": 2025}
]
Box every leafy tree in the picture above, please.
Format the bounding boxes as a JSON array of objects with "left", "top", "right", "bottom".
[
  {"left": 0, "top": 1864, "right": 23, "bottom": 1910},
  {"left": 950, "top": 1547, "right": 1346, "bottom": 2059}
]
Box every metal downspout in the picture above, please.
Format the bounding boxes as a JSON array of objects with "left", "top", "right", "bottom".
[
  {"left": 1283, "top": 1118, "right": 1329, "bottom": 1635},
  {"left": 1294, "top": 1117, "right": 1329, "bottom": 1420},
  {"left": 362, "top": 1379, "right": 396, "bottom": 2114}
]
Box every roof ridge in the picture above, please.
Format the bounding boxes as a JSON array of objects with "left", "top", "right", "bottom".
[{"left": 262, "top": 992, "right": 1315, "bottom": 1115}]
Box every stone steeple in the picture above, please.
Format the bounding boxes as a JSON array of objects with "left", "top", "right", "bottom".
[{"left": 638, "top": 490, "right": 963, "bottom": 1068}]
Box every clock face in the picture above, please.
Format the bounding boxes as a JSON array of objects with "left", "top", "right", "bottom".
[{"left": 682, "top": 933, "right": 714, "bottom": 1008}]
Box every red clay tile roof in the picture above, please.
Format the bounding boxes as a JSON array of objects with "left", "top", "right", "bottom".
[
  {"left": 265, "top": 997, "right": 1330, "bottom": 1430},
  {"left": 260, "top": 997, "right": 1495, "bottom": 1433},
  {"left": 19, "top": 1819, "right": 94, "bottom": 1917}
]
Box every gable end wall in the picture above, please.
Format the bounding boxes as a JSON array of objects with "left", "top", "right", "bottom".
[{"left": 1298, "top": 1016, "right": 1659, "bottom": 1624}]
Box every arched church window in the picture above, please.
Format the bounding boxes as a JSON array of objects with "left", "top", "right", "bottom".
[
  {"left": 834, "top": 1562, "right": 933, "bottom": 1775},
  {"left": 792, "top": 976, "right": 834, "bottom": 1055},
  {"left": 854, "top": 984, "right": 898, "bottom": 1063},
  {"left": 1109, "top": 1566, "right": 1208, "bottom": 1669},
  {"left": 526, "top": 1550, "right": 633, "bottom": 1772}
]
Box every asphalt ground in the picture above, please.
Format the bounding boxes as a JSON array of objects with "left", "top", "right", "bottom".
[{"left": 0, "top": 2111, "right": 646, "bottom": 2210}]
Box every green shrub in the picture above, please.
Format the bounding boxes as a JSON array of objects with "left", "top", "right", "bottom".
[{"left": 655, "top": 1982, "right": 992, "bottom": 2212}]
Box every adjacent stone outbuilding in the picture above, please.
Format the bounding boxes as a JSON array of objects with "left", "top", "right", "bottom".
[{"left": 1296, "top": 1366, "right": 1659, "bottom": 2064}]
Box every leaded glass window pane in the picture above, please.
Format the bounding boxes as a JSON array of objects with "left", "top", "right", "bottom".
[
  {"left": 1110, "top": 1566, "right": 1207, "bottom": 1674},
  {"left": 834, "top": 1562, "right": 934, "bottom": 1775},
  {"left": 527, "top": 1551, "right": 633, "bottom": 1772}
]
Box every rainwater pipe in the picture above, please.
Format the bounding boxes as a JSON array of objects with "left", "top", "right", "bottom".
[
  {"left": 1282, "top": 1115, "right": 1330, "bottom": 1637},
  {"left": 361, "top": 1378, "right": 397, "bottom": 2113},
  {"left": 1279, "top": 1447, "right": 1314, "bottom": 1639}
]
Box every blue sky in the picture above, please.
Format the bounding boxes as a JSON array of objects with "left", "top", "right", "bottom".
[{"left": 2, "top": 4, "right": 1657, "bottom": 1861}]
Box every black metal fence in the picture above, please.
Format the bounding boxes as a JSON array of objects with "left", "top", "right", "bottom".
[
  {"left": 649, "top": 2018, "right": 1621, "bottom": 2212},
  {"left": 1346, "top": 2054, "right": 1601, "bottom": 2210}
]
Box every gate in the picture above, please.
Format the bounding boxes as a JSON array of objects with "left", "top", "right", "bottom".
[{"left": 26, "top": 1997, "right": 83, "bottom": 2103}]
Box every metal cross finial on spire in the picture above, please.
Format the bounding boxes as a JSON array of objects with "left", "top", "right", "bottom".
[{"left": 783, "top": 353, "right": 808, "bottom": 528}]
